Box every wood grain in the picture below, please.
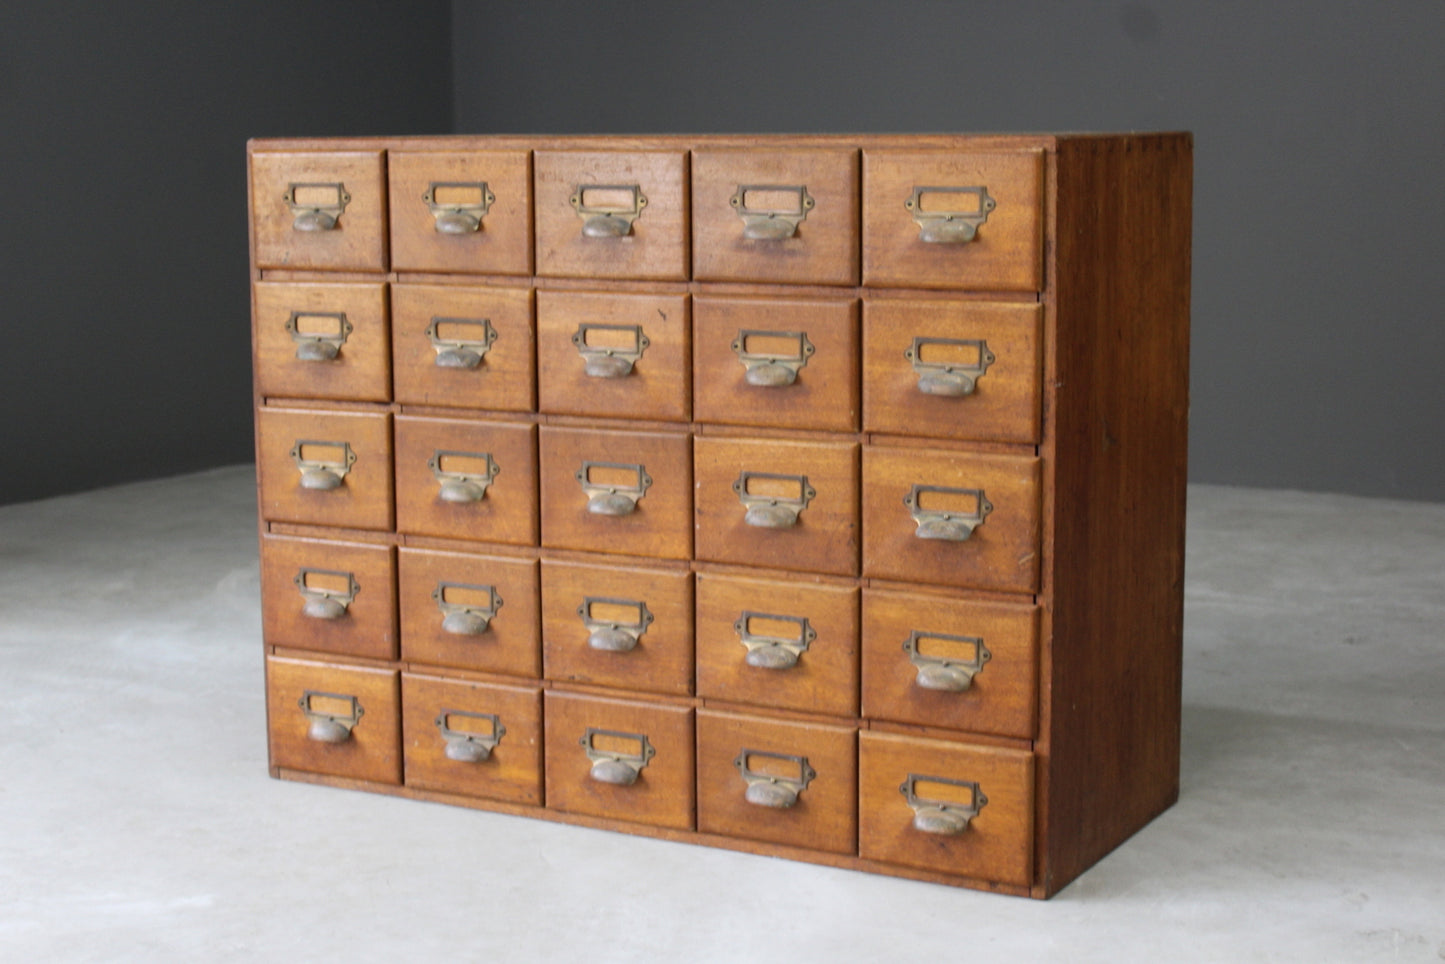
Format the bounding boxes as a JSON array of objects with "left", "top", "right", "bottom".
[
  {"left": 401, "top": 672, "right": 543, "bottom": 805},
  {"left": 397, "top": 547, "right": 540, "bottom": 678},
  {"left": 252, "top": 151, "right": 387, "bottom": 271},
  {"left": 254, "top": 281, "right": 390, "bottom": 403},
  {"left": 390, "top": 283, "right": 535, "bottom": 411},
  {"left": 260, "top": 534, "right": 396, "bottom": 660},
  {"left": 388, "top": 150, "right": 532, "bottom": 275},
  {"left": 266, "top": 655, "right": 400, "bottom": 785}
]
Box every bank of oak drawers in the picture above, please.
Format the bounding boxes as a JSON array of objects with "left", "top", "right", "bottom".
[{"left": 251, "top": 133, "right": 1191, "bottom": 898}]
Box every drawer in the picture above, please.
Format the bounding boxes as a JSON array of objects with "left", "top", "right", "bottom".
[
  {"left": 397, "top": 548, "right": 540, "bottom": 678},
  {"left": 694, "top": 574, "right": 858, "bottom": 717},
  {"left": 542, "top": 560, "right": 693, "bottom": 697},
  {"left": 256, "top": 407, "right": 392, "bottom": 530},
  {"left": 390, "top": 283, "right": 535, "bottom": 411},
  {"left": 544, "top": 691, "right": 694, "bottom": 830},
  {"left": 251, "top": 151, "right": 387, "bottom": 271},
  {"left": 694, "top": 436, "right": 858, "bottom": 577},
  {"left": 254, "top": 282, "right": 390, "bottom": 403},
  {"left": 861, "top": 589, "right": 1038, "bottom": 739},
  {"left": 858, "top": 731, "right": 1033, "bottom": 887},
  {"left": 534, "top": 150, "right": 689, "bottom": 281},
  {"left": 862, "top": 150, "right": 1043, "bottom": 291},
  {"left": 691, "top": 148, "right": 859, "bottom": 285},
  {"left": 692, "top": 296, "right": 859, "bottom": 432},
  {"left": 266, "top": 655, "right": 400, "bottom": 785},
  {"left": 393, "top": 416, "right": 537, "bottom": 546},
  {"left": 862, "top": 446, "right": 1040, "bottom": 593},
  {"left": 539, "top": 426, "right": 692, "bottom": 560},
  {"left": 401, "top": 672, "right": 543, "bottom": 806},
  {"left": 388, "top": 150, "right": 532, "bottom": 275},
  {"left": 537, "top": 289, "right": 690, "bottom": 422},
  {"left": 863, "top": 299, "right": 1042, "bottom": 444},
  {"left": 260, "top": 535, "right": 396, "bottom": 661},
  {"left": 696, "top": 709, "right": 856, "bottom": 855}
]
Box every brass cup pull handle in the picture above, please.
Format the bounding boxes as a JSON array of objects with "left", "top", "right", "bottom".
[
  {"left": 433, "top": 581, "right": 503, "bottom": 636},
  {"left": 904, "top": 337, "right": 996, "bottom": 397},
  {"left": 576, "top": 461, "right": 652, "bottom": 516},
  {"left": 736, "top": 610, "right": 815, "bottom": 670},
  {"left": 735, "top": 749, "right": 816, "bottom": 809},
  {"left": 286, "top": 311, "right": 353, "bottom": 362},
  {"left": 294, "top": 568, "right": 359, "bottom": 621},
  {"left": 904, "top": 630, "right": 991, "bottom": 691},
  {"left": 900, "top": 774, "right": 988, "bottom": 835},
  {"left": 730, "top": 184, "right": 815, "bottom": 240},
  {"left": 734, "top": 471, "right": 816, "bottom": 529},
  {"left": 578, "top": 596, "right": 654, "bottom": 653},
  {"left": 298, "top": 690, "right": 363, "bottom": 744},
  {"left": 427, "top": 317, "right": 497, "bottom": 370},
  {"left": 428, "top": 449, "right": 500, "bottom": 504},
  {"left": 285, "top": 182, "right": 350, "bottom": 232},
  {"left": 572, "top": 323, "right": 649, "bottom": 379},
  {"left": 731, "top": 329, "right": 815, "bottom": 387},
  {"left": 423, "top": 181, "right": 495, "bottom": 234},
  {"left": 904, "top": 484, "right": 992, "bottom": 542},
  {"left": 571, "top": 184, "right": 647, "bottom": 237},
  {"left": 290, "top": 439, "right": 356, "bottom": 491},
  {"left": 435, "top": 709, "right": 505, "bottom": 763},
  {"left": 581, "top": 727, "right": 655, "bottom": 786},
  {"left": 904, "top": 185, "right": 996, "bottom": 244}
]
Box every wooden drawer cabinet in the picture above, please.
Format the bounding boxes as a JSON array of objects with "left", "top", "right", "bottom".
[{"left": 250, "top": 132, "right": 1191, "bottom": 898}]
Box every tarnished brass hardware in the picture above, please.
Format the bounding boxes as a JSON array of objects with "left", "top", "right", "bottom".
[
  {"left": 900, "top": 774, "right": 987, "bottom": 835},
  {"left": 293, "top": 567, "right": 359, "bottom": 621},
  {"left": 731, "top": 329, "right": 815, "bottom": 387},
  {"left": 577, "top": 596, "right": 654, "bottom": 653},
  {"left": 904, "top": 337, "right": 995, "bottom": 397},
  {"left": 570, "top": 183, "right": 647, "bottom": 237},
  {"left": 734, "top": 749, "right": 816, "bottom": 808},
  {"left": 434, "top": 709, "right": 505, "bottom": 763},
  {"left": 427, "top": 316, "right": 497, "bottom": 370},
  {"left": 735, "top": 610, "right": 816, "bottom": 670},
  {"left": 298, "top": 690, "right": 363, "bottom": 744},
  {"left": 904, "top": 484, "right": 992, "bottom": 542},
  {"left": 428, "top": 450, "right": 499, "bottom": 504},
  {"left": 729, "top": 184, "right": 814, "bottom": 240},
  {"left": 576, "top": 461, "right": 652, "bottom": 517},
  {"left": 571, "top": 323, "right": 649, "bottom": 378},
  {"left": 284, "top": 182, "right": 350, "bottom": 232},
  {"left": 904, "top": 185, "right": 996, "bottom": 244},
  {"left": 580, "top": 728, "right": 655, "bottom": 786},
  {"left": 733, "top": 471, "right": 816, "bottom": 529},
  {"left": 904, "top": 630, "right": 991, "bottom": 691},
  {"left": 290, "top": 439, "right": 356, "bottom": 491},
  {"left": 285, "top": 311, "right": 352, "bottom": 362},
  {"left": 432, "top": 581, "right": 502, "bottom": 636},
  {"left": 422, "top": 181, "right": 495, "bottom": 234}
]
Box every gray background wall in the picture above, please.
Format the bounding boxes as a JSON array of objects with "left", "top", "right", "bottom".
[{"left": 2, "top": 1, "right": 1441, "bottom": 506}]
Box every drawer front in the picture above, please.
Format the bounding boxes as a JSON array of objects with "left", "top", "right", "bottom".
[
  {"left": 694, "top": 436, "right": 858, "bottom": 577},
  {"left": 542, "top": 560, "right": 693, "bottom": 697},
  {"left": 863, "top": 299, "right": 1042, "bottom": 444},
  {"left": 691, "top": 148, "right": 859, "bottom": 285},
  {"left": 692, "top": 296, "right": 859, "bottom": 433},
  {"left": 394, "top": 416, "right": 537, "bottom": 546},
  {"left": 390, "top": 284, "right": 535, "bottom": 411},
  {"left": 266, "top": 655, "right": 400, "bottom": 785},
  {"left": 694, "top": 574, "right": 858, "bottom": 717},
  {"left": 696, "top": 710, "right": 857, "bottom": 855},
  {"left": 401, "top": 672, "right": 543, "bottom": 805},
  {"left": 544, "top": 691, "right": 694, "bottom": 830},
  {"left": 862, "top": 150, "right": 1043, "bottom": 291},
  {"left": 861, "top": 589, "right": 1038, "bottom": 739},
  {"left": 252, "top": 151, "right": 387, "bottom": 271},
  {"left": 260, "top": 535, "right": 396, "bottom": 660},
  {"left": 254, "top": 282, "right": 390, "bottom": 403},
  {"left": 858, "top": 731, "right": 1033, "bottom": 887},
  {"left": 397, "top": 548, "right": 540, "bottom": 678},
  {"left": 539, "top": 427, "right": 693, "bottom": 560},
  {"left": 388, "top": 150, "right": 532, "bottom": 275},
  {"left": 862, "top": 446, "right": 1040, "bottom": 593},
  {"left": 537, "top": 289, "right": 690, "bottom": 422},
  {"left": 256, "top": 408, "right": 393, "bottom": 530},
  {"left": 534, "top": 151, "right": 689, "bottom": 281}
]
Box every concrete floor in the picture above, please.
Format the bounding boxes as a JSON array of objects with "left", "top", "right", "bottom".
[{"left": 0, "top": 467, "right": 1441, "bottom": 962}]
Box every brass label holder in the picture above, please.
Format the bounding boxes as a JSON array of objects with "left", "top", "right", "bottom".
[
  {"left": 581, "top": 728, "right": 655, "bottom": 786},
  {"left": 904, "top": 630, "right": 991, "bottom": 692},
  {"left": 735, "top": 610, "right": 816, "bottom": 670},
  {"left": 294, "top": 567, "right": 359, "bottom": 621},
  {"left": 904, "top": 337, "right": 995, "bottom": 397},
  {"left": 286, "top": 311, "right": 353, "bottom": 362},
  {"left": 576, "top": 461, "right": 652, "bottom": 517},
  {"left": 298, "top": 690, "right": 363, "bottom": 744},
  {"left": 904, "top": 484, "right": 992, "bottom": 542},
  {"left": 900, "top": 774, "right": 988, "bottom": 835},
  {"left": 427, "top": 316, "right": 497, "bottom": 370},
  {"left": 733, "top": 471, "right": 816, "bottom": 529},
  {"left": 578, "top": 596, "right": 654, "bottom": 653},
  {"left": 290, "top": 439, "right": 356, "bottom": 491},
  {"left": 731, "top": 329, "right": 815, "bottom": 387},
  {"left": 904, "top": 185, "right": 996, "bottom": 244},
  {"left": 423, "top": 181, "right": 495, "bottom": 234},
  {"left": 572, "top": 323, "right": 650, "bottom": 378},
  {"left": 570, "top": 183, "right": 647, "bottom": 238},
  {"left": 734, "top": 749, "right": 816, "bottom": 808},
  {"left": 434, "top": 709, "right": 506, "bottom": 763},
  {"left": 428, "top": 449, "right": 500, "bottom": 504},
  {"left": 284, "top": 182, "right": 350, "bottom": 232},
  {"left": 432, "top": 581, "right": 503, "bottom": 636},
  {"left": 730, "top": 184, "right": 814, "bottom": 240}
]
